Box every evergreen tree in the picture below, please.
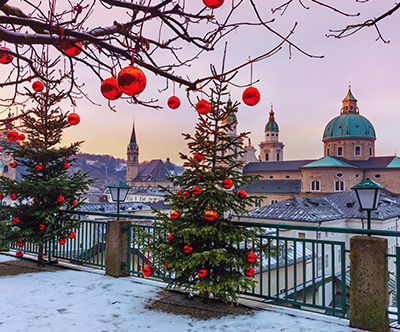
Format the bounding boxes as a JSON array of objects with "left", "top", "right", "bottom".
[
  {"left": 0, "top": 89, "right": 94, "bottom": 264},
  {"left": 140, "top": 79, "right": 272, "bottom": 304}
]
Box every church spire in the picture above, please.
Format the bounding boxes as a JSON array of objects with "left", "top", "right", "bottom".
[
  {"left": 129, "top": 118, "right": 137, "bottom": 146},
  {"left": 341, "top": 82, "right": 358, "bottom": 115},
  {"left": 126, "top": 118, "right": 139, "bottom": 187}
]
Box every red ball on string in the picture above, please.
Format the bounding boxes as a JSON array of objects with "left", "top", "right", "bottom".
[
  {"left": 204, "top": 209, "right": 217, "bottom": 221},
  {"left": 203, "top": 0, "right": 225, "bottom": 9},
  {"left": 32, "top": 81, "right": 44, "bottom": 92},
  {"left": 68, "top": 231, "right": 76, "bottom": 239},
  {"left": 242, "top": 87, "right": 260, "bottom": 106},
  {"left": 193, "top": 153, "right": 203, "bottom": 162},
  {"left": 167, "top": 234, "right": 174, "bottom": 242},
  {"left": 59, "top": 238, "right": 67, "bottom": 245},
  {"left": 11, "top": 217, "right": 20, "bottom": 224},
  {"left": 60, "top": 41, "right": 82, "bottom": 57},
  {"left": 35, "top": 165, "right": 43, "bottom": 171},
  {"left": 167, "top": 96, "right": 181, "bottom": 110},
  {"left": 142, "top": 266, "right": 153, "bottom": 277},
  {"left": 101, "top": 77, "right": 123, "bottom": 100},
  {"left": 196, "top": 100, "right": 210, "bottom": 115},
  {"left": 222, "top": 179, "right": 233, "bottom": 189},
  {"left": 184, "top": 245, "right": 193, "bottom": 254},
  {"left": 0, "top": 47, "right": 13, "bottom": 64},
  {"left": 117, "top": 66, "right": 147, "bottom": 96},
  {"left": 247, "top": 252, "right": 257, "bottom": 264},
  {"left": 33, "top": 198, "right": 38, "bottom": 204},
  {"left": 7, "top": 131, "right": 19, "bottom": 142},
  {"left": 170, "top": 211, "right": 181, "bottom": 220},
  {"left": 15, "top": 251, "right": 24, "bottom": 258},
  {"left": 10, "top": 161, "right": 17, "bottom": 168},
  {"left": 164, "top": 261, "right": 169, "bottom": 270},
  {"left": 57, "top": 196, "right": 65, "bottom": 203},
  {"left": 237, "top": 190, "right": 247, "bottom": 199},
  {"left": 39, "top": 224, "right": 45, "bottom": 230},
  {"left": 197, "top": 268, "right": 208, "bottom": 278},
  {"left": 245, "top": 267, "right": 255, "bottom": 277},
  {"left": 0, "top": 193, "right": 4, "bottom": 200},
  {"left": 17, "top": 239, "right": 25, "bottom": 247},
  {"left": 18, "top": 134, "right": 25, "bottom": 141},
  {"left": 72, "top": 200, "right": 77, "bottom": 206},
  {"left": 63, "top": 162, "right": 70, "bottom": 169},
  {"left": 68, "top": 113, "right": 80, "bottom": 126},
  {"left": 182, "top": 191, "right": 190, "bottom": 200},
  {"left": 10, "top": 193, "right": 17, "bottom": 200},
  {"left": 192, "top": 186, "right": 202, "bottom": 196}
]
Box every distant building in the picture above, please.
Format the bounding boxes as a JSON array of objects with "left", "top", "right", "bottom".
[{"left": 0, "top": 112, "right": 19, "bottom": 181}]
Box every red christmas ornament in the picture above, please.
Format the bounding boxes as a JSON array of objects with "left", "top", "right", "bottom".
[
  {"left": 117, "top": 66, "right": 147, "bottom": 96},
  {"left": 72, "top": 200, "right": 77, "bottom": 206},
  {"left": 164, "top": 261, "right": 169, "bottom": 269},
  {"left": 197, "top": 268, "right": 208, "bottom": 278},
  {"left": 245, "top": 267, "right": 255, "bottom": 277},
  {"left": 167, "top": 96, "right": 181, "bottom": 110},
  {"left": 39, "top": 224, "right": 45, "bottom": 230},
  {"left": 11, "top": 217, "right": 20, "bottom": 224},
  {"left": 17, "top": 239, "right": 25, "bottom": 247},
  {"left": 10, "top": 161, "right": 17, "bottom": 168},
  {"left": 63, "top": 162, "right": 70, "bottom": 169},
  {"left": 18, "top": 134, "right": 25, "bottom": 141},
  {"left": 204, "top": 209, "right": 217, "bottom": 221},
  {"left": 57, "top": 196, "right": 65, "bottom": 203},
  {"left": 183, "top": 245, "right": 193, "bottom": 254},
  {"left": 60, "top": 41, "right": 82, "bottom": 57},
  {"left": 203, "top": 0, "right": 225, "bottom": 9},
  {"left": 59, "top": 238, "right": 67, "bottom": 245},
  {"left": 33, "top": 198, "right": 38, "bottom": 203},
  {"left": 7, "top": 131, "right": 19, "bottom": 142},
  {"left": 10, "top": 193, "right": 17, "bottom": 200},
  {"left": 32, "top": 81, "right": 44, "bottom": 92},
  {"left": 222, "top": 179, "right": 233, "bottom": 189},
  {"left": 170, "top": 211, "right": 181, "bottom": 220},
  {"left": 15, "top": 251, "right": 24, "bottom": 258},
  {"left": 0, "top": 193, "right": 4, "bottom": 199},
  {"left": 68, "top": 113, "right": 80, "bottom": 126},
  {"left": 167, "top": 233, "right": 174, "bottom": 242},
  {"left": 242, "top": 87, "right": 260, "bottom": 106},
  {"left": 237, "top": 190, "right": 247, "bottom": 199},
  {"left": 68, "top": 231, "right": 76, "bottom": 239},
  {"left": 101, "top": 77, "right": 123, "bottom": 100},
  {"left": 196, "top": 100, "right": 211, "bottom": 115},
  {"left": 182, "top": 191, "right": 190, "bottom": 200},
  {"left": 0, "top": 47, "right": 13, "bottom": 64},
  {"left": 177, "top": 189, "right": 182, "bottom": 195},
  {"left": 192, "top": 186, "right": 202, "bottom": 196},
  {"left": 193, "top": 153, "right": 203, "bottom": 162},
  {"left": 247, "top": 252, "right": 257, "bottom": 264},
  {"left": 142, "top": 266, "right": 153, "bottom": 277},
  {"left": 35, "top": 165, "right": 43, "bottom": 171}
]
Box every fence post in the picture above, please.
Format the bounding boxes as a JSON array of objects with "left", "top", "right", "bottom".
[
  {"left": 105, "top": 219, "right": 130, "bottom": 277},
  {"left": 349, "top": 236, "right": 389, "bottom": 332}
]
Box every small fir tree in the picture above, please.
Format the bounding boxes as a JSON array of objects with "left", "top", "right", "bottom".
[
  {"left": 140, "top": 79, "right": 272, "bottom": 304},
  {"left": 0, "top": 90, "right": 94, "bottom": 264}
]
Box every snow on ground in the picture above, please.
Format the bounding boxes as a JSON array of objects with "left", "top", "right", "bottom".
[
  {"left": 0, "top": 260, "right": 364, "bottom": 332},
  {"left": 0, "top": 254, "right": 16, "bottom": 263}
]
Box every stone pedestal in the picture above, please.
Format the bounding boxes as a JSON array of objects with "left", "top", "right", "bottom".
[
  {"left": 350, "top": 236, "right": 389, "bottom": 332},
  {"left": 105, "top": 219, "right": 130, "bottom": 277}
]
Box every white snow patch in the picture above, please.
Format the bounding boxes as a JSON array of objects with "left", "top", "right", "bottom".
[{"left": 0, "top": 253, "right": 17, "bottom": 263}]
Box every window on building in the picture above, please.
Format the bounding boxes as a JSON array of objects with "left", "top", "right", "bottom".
[
  {"left": 318, "top": 256, "right": 322, "bottom": 272},
  {"left": 269, "top": 175, "right": 274, "bottom": 179},
  {"left": 338, "top": 248, "right": 341, "bottom": 264},
  {"left": 271, "top": 133, "right": 274, "bottom": 136},
  {"left": 337, "top": 146, "right": 343, "bottom": 156},
  {"left": 336, "top": 173, "right": 343, "bottom": 178},
  {"left": 335, "top": 180, "right": 345, "bottom": 191},
  {"left": 298, "top": 233, "right": 306, "bottom": 239},
  {"left": 350, "top": 105, "right": 353, "bottom": 111},
  {"left": 3, "top": 165, "right": 8, "bottom": 173},
  {"left": 311, "top": 180, "right": 320, "bottom": 191},
  {"left": 355, "top": 146, "right": 361, "bottom": 156},
  {"left": 374, "top": 174, "right": 381, "bottom": 179},
  {"left": 327, "top": 148, "right": 330, "bottom": 156},
  {"left": 285, "top": 175, "right": 290, "bottom": 179},
  {"left": 369, "top": 147, "right": 373, "bottom": 156},
  {"left": 266, "top": 133, "right": 269, "bottom": 136},
  {"left": 277, "top": 153, "right": 280, "bottom": 161},
  {"left": 265, "top": 153, "right": 269, "bottom": 161},
  {"left": 356, "top": 173, "right": 360, "bottom": 179},
  {"left": 271, "top": 200, "right": 278, "bottom": 204},
  {"left": 345, "top": 106, "right": 348, "bottom": 111},
  {"left": 325, "top": 254, "right": 329, "bottom": 269}
]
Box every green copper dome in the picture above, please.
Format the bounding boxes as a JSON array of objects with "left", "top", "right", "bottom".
[
  {"left": 265, "top": 121, "right": 279, "bottom": 132},
  {"left": 323, "top": 113, "right": 376, "bottom": 140}
]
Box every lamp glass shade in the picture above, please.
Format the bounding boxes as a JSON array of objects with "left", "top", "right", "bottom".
[
  {"left": 108, "top": 181, "right": 131, "bottom": 202},
  {"left": 355, "top": 188, "right": 381, "bottom": 210}
]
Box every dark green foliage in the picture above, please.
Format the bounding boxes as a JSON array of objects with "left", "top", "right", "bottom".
[{"left": 0, "top": 90, "right": 94, "bottom": 260}]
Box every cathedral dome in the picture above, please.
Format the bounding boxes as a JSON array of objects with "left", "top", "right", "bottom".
[
  {"left": 323, "top": 113, "right": 376, "bottom": 140},
  {"left": 265, "top": 104, "right": 279, "bottom": 132}
]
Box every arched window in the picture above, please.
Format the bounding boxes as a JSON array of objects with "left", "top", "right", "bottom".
[
  {"left": 265, "top": 153, "right": 269, "bottom": 161},
  {"left": 335, "top": 180, "right": 345, "bottom": 191},
  {"left": 3, "top": 165, "right": 8, "bottom": 173},
  {"left": 311, "top": 180, "right": 320, "bottom": 191},
  {"left": 277, "top": 153, "right": 280, "bottom": 161}
]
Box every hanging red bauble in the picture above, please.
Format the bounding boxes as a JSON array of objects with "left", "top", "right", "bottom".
[
  {"left": 245, "top": 267, "right": 255, "bottom": 277},
  {"left": 72, "top": 200, "right": 77, "bottom": 206},
  {"left": 0, "top": 47, "right": 13, "bottom": 64},
  {"left": 167, "top": 96, "right": 181, "bottom": 110},
  {"left": 67, "top": 113, "right": 80, "bottom": 126},
  {"left": 237, "top": 190, "right": 247, "bottom": 199},
  {"left": 59, "top": 238, "right": 67, "bottom": 245},
  {"left": 167, "top": 233, "right": 174, "bottom": 242},
  {"left": 32, "top": 81, "right": 44, "bottom": 92},
  {"left": 63, "top": 162, "right": 70, "bottom": 169},
  {"left": 170, "top": 211, "right": 181, "bottom": 220},
  {"left": 117, "top": 66, "right": 147, "bottom": 96},
  {"left": 204, "top": 209, "right": 217, "bottom": 221},
  {"left": 164, "top": 261, "right": 169, "bottom": 269},
  {"left": 35, "top": 165, "right": 43, "bottom": 171},
  {"left": 57, "top": 196, "right": 65, "bottom": 203},
  {"left": 7, "top": 131, "right": 19, "bottom": 142},
  {"left": 17, "top": 239, "right": 25, "bottom": 247},
  {"left": 192, "top": 186, "right": 202, "bottom": 196},
  {"left": 15, "top": 251, "right": 24, "bottom": 258},
  {"left": 182, "top": 191, "right": 190, "bottom": 199},
  {"left": 39, "top": 224, "right": 45, "bottom": 230},
  {"left": 10, "top": 193, "right": 17, "bottom": 200},
  {"left": 11, "top": 217, "right": 20, "bottom": 224},
  {"left": 68, "top": 231, "right": 76, "bottom": 239},
  {"left": 143, "top": 266, "right": 153, "bottom": 277},
  {"left": 222, "top": 179, "right": 233, "bottom": 189},
  {"left": 18, "top": 134, "right": 25, "bottom": 141},
  {"left": 33, "top": 198, "right": 38, "bottom": 204},
  {"left": 247, "top": 252, "right": 257, "bottom": 264},
  {"left": 101, "top": 77, "right": 123, "bottom": 100},
  {"left": 197, "top": 268, "right": 208, "bottom": 278},
  {"left": 184, "top": 245, "right": 193, "bottom": 254},
  {"left": 203, "top": 0, "right": 225, "bottom": 9},
  {"left": 196, "top": 100, "right": 211, "bottom": 115},
  {"left": 242, "top": 87, "right": 260, "bottom": 106},
  {"left": 60, "top": 41, "right": 82, "bottom": 57},
  {"left": 0, "top": 193, "right": 4, "bottom": 200},
  {"left": 177, "top": 189, "right": 182, "bottom": 195},
  {"left": 193, "top": 153, "right": 203, "bottom": 162},
  {"left": 10, "top": 161, "right": 17, "bottom": 168}
]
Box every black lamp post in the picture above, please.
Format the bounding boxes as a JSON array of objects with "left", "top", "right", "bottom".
[
  {"left": 352, "top": 178, "right": 384, "bottom": 233},
  {"left": 107, "top": 181, "right": 131, "bottom": 220}
]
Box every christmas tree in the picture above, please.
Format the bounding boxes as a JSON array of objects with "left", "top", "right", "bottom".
[
  {"left": 139, "top": 79, "right": 271, "bottom": 304},
  {"left": 0, "top": 89, "right": 94, "bottom": 264}
]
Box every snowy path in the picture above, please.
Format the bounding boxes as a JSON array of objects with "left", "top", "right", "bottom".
[{"left": 0, "top": 255, "right": 363, "bottom": 332}]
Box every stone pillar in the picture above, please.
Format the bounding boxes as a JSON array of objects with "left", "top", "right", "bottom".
[
  {"left": 105, "top": 219, "right": 130, "bottom": 277},
  {"left": 350, "top": 236, "right": 389, "bottom": 332}
]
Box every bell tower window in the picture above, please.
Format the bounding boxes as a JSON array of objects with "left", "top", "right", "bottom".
[
  {"left": 265, "top": 153, "right": 269, "bottom": 161},
  {"left": 355, "top": 146, "right": 361, "bottom": 156},
  {"left": 311, "top": 180, "right": 320, "bottom": 191},
  {"left": 337, "top": 147, "right": 343, "bottom": 156}
]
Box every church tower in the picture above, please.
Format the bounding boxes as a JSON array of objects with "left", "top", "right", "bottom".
[
  {"left": 259, "top": 104, "right": 284, "bottom": 162},
  {"left": 126, "top": 118, "right": 139, "bottom": 187}
]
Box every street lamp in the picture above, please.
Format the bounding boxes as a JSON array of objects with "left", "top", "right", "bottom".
[
  {"left": 352, "top": 178, "right": 384, "bottom": 233},
  {"left": 107, "top": 181, "right": 131, "bottom": 220}
]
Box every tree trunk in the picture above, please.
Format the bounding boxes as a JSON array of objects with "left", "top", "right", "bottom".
[{"left": 38, "top": 244, "right": 44, "bottom": 265}]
